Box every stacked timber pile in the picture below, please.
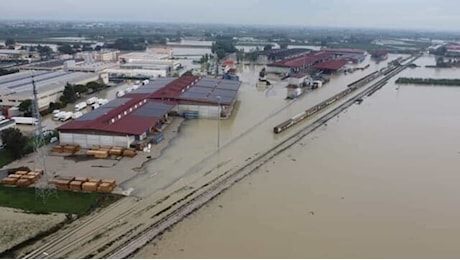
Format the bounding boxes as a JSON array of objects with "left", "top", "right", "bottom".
[
  {"left": 86, "top": 146, "right": 137, "bottom": 159},
  {"left": 1, "top": 169, "right": 44, "bottom": 187},
  {"left": 109, "top": 147, "right": 124, "bottom": 156},
  {"left": 69, "top": 180, "right": 83, "bottom": 191},
  {"left": 50, "top": 176, "right": 75, "bottom": 190},
  {"left": 82, "top": 182, "right": 98, "bottom": 192},
  {"left": 44, "top": 176, "right": 117, "bottom": 193},
  {"left": 51, "top": 144, "right": 80, "bottom": 154},
  {"left": 97, "top": 179, "right": 117, "bottom": 193},
  {"left": 122, "top": 148, "right": 137, "bottom": 158}
]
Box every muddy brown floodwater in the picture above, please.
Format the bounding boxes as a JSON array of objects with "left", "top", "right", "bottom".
[{"left": 133, "top": 54, "right": 460, "bottom": 258}]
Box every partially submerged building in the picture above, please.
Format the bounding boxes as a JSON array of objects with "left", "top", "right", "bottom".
[{"left": 57, "top": 76, "right": 241, "bottom": 148}]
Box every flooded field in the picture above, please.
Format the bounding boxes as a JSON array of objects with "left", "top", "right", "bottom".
[
  {"left": 121, "top": 54, "right": 403, "bottom": 197},
  {"left": 133, "top": 54, "right": 460, "bottom": 258}
]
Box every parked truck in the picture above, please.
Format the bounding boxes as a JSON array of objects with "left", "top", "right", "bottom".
[
  {"left": 75, "top": 102, "right": 87, "bottom": 112},
  {"left": 60, "top": 112, "right": 73, "bottom": 122},
  {"left": 12, "top": 117, "right": 38, "bottom": 125},
  {"left": 86, "top": 97, "right": 98, "bottom": 105}
]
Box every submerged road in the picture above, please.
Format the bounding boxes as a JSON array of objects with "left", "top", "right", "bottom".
[{"left": 107, "top": 54, "right": 421, "bottom": 258}]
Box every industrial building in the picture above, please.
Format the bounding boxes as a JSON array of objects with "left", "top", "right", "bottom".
[
  {"left": 117, "top": 51, "right": 180, "bottom": 78},
  {"left": 64, "top": 60, "right": 117, "bottom": 73},
  {"left": 75, "top": 49, "right": 120, "bottom": 62},
  {"left": 258, "top": 48, "right": 311, "bottom": 63},
  {"left": 266, "top": 48, "right": 366, "bottom": 74},
  {"left": 267, "top": 51, "right": 333, "bottom": 74},
  {"left": 21, "top": 59, "right": 84, "bottom": 71},
  {"left": 57, "top": 76, "right": 241, "bottom": 148},
  {"left": 322, "top": 48, "right": 366, "bottom": 63},
  {"left": 0, "top": 70, "right": 99, "bottom": 110}
]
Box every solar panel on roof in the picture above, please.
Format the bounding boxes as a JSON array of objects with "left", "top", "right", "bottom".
[
  {"left": 103, "top": 97, "right": 131, "bottom": 108},
  {"left": 133, "top": 102, "right": 174, "bottom": 118},
  {"left": 76, "top": 107, "right": 113, "bottom": 121}
]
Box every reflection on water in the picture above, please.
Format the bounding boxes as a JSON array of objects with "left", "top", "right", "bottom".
[{"left": 134, "top": 54, "right": 460, "bottom": 258}]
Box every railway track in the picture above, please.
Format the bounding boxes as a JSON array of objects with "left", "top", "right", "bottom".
[
  {"left": 106, "top": 54, "right": 421, "bottom": 259},
  {"left": 23, "top": 198, "right": 140, "bottom": 259}
]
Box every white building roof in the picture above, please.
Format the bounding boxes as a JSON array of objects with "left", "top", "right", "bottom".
[{"left": 0, "top": 71, "right": 97, "bottom": 96}]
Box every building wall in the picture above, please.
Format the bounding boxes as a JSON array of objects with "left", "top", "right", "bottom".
[
  {"left": 59, "top": 132, "right": 135, "bottom": 148},
  {"left": 266, "top": 66, "right": 290, "bottom": 74},
  {"left": 176, "top": 104, "right": 220, "bottom": 119}
]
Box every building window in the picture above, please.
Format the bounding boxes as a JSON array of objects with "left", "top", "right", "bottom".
[
  {"left": 124, "top": 111, "right": 127, "bottom": 115},
  {"left": 111, "top": 118, "right": 115, "bottom": 123},
  {"left": 135, "top": 105, "right": 138, "bottom": 109},
  {"left": 130, "top": 107, "right": 133, "bottom": 112},
  {"left": 8, "top": 100, "right": 16, "bottom": 102},
  {"left": 118, "top": 114, "right": 121, "bottom": 119}
]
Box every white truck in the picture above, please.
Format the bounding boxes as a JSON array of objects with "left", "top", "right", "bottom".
[
  {"left": 60, "top": 112, "right": 73, "bottom": 122},
  {"left": 12, "top": 117, "right": 38, "bottom": 125},
  {"left": 75, "top": 102, "right": 87, "bottom": 112},
  {"left": 53, "top": 111, "right": 66, "bottom": 121},
  {"left": 86, "top": 97, "right": 98, "bottom": 105}
]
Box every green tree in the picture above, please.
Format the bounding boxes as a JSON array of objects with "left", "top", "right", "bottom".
[
  {"left": 58, "top": 44, "right": 75, "bottom": 55},
  {"left": 60, "top": 83, "right": 78, "bottom": 104},
  {"left": 5, "top": 38, "right": 16, "bottom": 46},
  {"left": 37, "top": 45, "right": 53, "bottom": 58},
  {"left": 1, "top": 128, "right": 29, "bottom": 159},
  {"left": 18, "top": 99, "right": 33, "bottom": 116}
]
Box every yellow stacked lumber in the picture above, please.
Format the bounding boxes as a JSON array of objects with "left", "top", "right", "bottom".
[
  {"left": 99, "top": 147, "right": 111, "bottom": 152},
  {"left": 21, "top": 175, "right": 37, "bottom": 183},
  {"left": 97, "top": 182, "right": 114, "bottom": 193},
  {"left": 88, "top": 178, "right": 101, "bottom": 184},
  {"left": 69, "top": 180, "right": 82, "bottom": 191},
  {"left": 2, "top": 177, "right": 18, "bottom": 185},
  {"left": 74, "top": 177, "right": 88, "bottom": 182},
  {"left": 27, "top": 171, "right": 42, "bottom": 178},
  {"left": 8, "top": 174, "right": 22, "bottom": 179},
  {"left": 123, "top": 149, "right": 137, "bottom": 158},
  {"left": 16, "top": 178, "right": 31, "bottom": 187},
  {"left": 108, "top": 148, "right": 123, "bottom": 156},
  {"left": 101, "top": 179, "right": 116, "bottom": 189},
  {"left": 82, "top": 182, "right": 98, "bottom": 192},
  {"left": 15, "top": 170, "right": 29, "bottom": 175},
  {"left": 94, "top": 150, "right": 108, "bottom": 159},
  {"left": 54, "top": 179, "right": 71, "bottom": 190},
  {"left": 86, "top": 150, "right": 98, "bottom": 156}
]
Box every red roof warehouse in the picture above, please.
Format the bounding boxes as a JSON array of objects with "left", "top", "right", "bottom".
[{"left": 57, "top": 76, "right": 241, "bottom": 148}]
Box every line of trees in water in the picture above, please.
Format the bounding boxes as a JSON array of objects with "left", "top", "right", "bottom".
[{"left": 396, "top": 77, "right": 460, "bottom": 86}]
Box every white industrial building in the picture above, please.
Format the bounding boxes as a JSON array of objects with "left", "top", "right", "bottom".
[{"left": 0, "top": 70, "right": 99, "bottom": 111}]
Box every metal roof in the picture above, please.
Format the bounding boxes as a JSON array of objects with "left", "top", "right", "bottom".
[
  {"left": 58, "top": 76, "right": 241, "bottom": 135},
  {"left": 0, "top": 70, "right": 97, "bottom": 96},
  {"left": 314, "top": 59, "right": 347, "bottom": 71}
]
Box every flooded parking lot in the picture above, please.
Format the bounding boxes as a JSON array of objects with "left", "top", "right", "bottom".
[{"left": 133, "top": 54, "right": 460, "bottom": 258}]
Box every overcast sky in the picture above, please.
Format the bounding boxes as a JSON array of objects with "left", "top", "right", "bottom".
[{"left": 2, "top": 0, "right": 460, "bottom": 31}]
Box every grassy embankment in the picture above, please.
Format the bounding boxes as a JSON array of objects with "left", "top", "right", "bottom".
[
  {"left": 396, "top": 77, "right": 460, "bottom": 86},
  {"left": 0, "top": 184, "right": 123, "bottom": 215}
]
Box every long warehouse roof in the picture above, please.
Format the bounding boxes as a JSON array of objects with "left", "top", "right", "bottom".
[
  {"left": 0, "top": 70, "right": 97, "bottom": 96},
  {"left": 58, "top": 76, "right": 242, "bottom": 135}
]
